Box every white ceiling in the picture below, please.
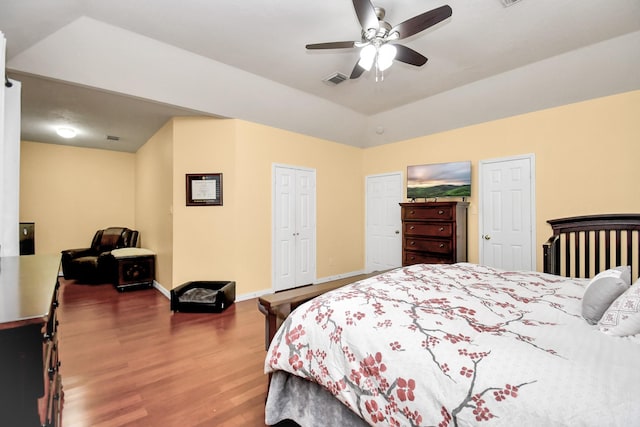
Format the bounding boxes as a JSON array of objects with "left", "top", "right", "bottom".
[
  {"left": 2, "top": 0, "right": 640, "bottom": 152},
  {"left": 12, "top": 72, "right": 213, "bottom": 152}
]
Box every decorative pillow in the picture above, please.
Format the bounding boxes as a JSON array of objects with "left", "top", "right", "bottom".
[
  {"left": 598, "top": 279, "right": 640, "bottom": 336},
  {"left": 581, "top": 266, "right": 631, "bottom": 325}
]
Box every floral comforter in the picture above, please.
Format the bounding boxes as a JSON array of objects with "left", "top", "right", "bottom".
[{"left": 265, "top": 263, "right": 640, "bottom": 426}]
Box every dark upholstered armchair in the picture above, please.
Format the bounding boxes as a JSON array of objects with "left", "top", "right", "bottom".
[{"left": 61, "top": 227, "right": 139, "bottom": 283}]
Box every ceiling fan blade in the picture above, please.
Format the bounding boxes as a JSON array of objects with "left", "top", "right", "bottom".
[
  {"left": 352, "top": 0, "right": 379, "bottom": 32},
  {"left": 394, "top": 44, "right": 428, "bottom": 67},
  {"left": 390, "top": 5, "right": 452, "bottom": 40},
  {"left": 306, "top": 41, "right": 357, "bottom": 50},
  {"left": 350, "top": 61, "right": 366, "bottom": 79}
]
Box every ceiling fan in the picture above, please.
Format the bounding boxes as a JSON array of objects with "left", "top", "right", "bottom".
[{"left": 306, "top": 0, "right": 452, "bottom": 81}]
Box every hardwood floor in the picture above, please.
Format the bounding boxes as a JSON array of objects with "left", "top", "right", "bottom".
[{"left": 57, "top": 279, "right": 270, "bottom": 426}]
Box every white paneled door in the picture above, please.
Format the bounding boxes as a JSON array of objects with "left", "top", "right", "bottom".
[
  {"left": 479, "top": 155, "right": 535, "bottom": 271},
  {"left": 366, "top": 172, "right": 403, "bottom": 272},
  {"left": 273, "top": 165, "right": 316, "bottom": 292}
]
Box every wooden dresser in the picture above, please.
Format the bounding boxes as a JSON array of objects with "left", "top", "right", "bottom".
[
  {"left": 400, "top": 201, "right": 469, "bottom": 266},
  {"left": 0, "top": 254, "right": 62, "bottom": 426}
]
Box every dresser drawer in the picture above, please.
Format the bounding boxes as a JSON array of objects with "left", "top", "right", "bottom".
[
  {"left": 39, "top": 339, "right": 61, "bottom": 426},
  {"left": 44, "top": 309, "right": 58, "bottom": 342},
  {"left": 405, "top": 238, "right": 451, "bottom": 254},
  {"left": 44, "top": 283, "right": 60, "bottom": 341},
  {"left": 404, "top": 222, "right": 453, "bottom": 237},
  {"left": 404, "top": 252, "right": 453, "bottom": 266},
  {"left": 402, "top": 205, "right": 453, "bottom": 221},
  {"left": 46, "top": 374, "right": 62, "bottom": 427}
]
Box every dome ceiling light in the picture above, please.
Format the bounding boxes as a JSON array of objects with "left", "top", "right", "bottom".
[{"left": 56, "top": 127, "right": 77, "bottom": 138}]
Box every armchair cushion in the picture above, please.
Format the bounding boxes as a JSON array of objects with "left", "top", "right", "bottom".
[
  {"left": 61, "top": 227, "right": 139, "bottom": 283},
  {"left": 95, "top": 228, "right": 124, "bottom": 252}
]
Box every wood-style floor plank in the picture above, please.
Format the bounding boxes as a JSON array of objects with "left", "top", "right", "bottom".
[{"left": 57, "top": 279, "right": 269, "bottom": 426}]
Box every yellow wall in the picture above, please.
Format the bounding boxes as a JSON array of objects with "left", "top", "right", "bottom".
[
  {"left": 135, "top": 120, "right": 174, "bottom": 289},
  {"left": 167, "top": 118, "right": 363, "bottom": 295},
  {"left": 19, "top": 90, "right": 640, "bottom": 295},
  {"left": 363, "top": 91, "right": 640, "bottom": 271},
  {"left": 171, "top": 117, "right": 237, "bottom": 289},
  {"left": 233, "top": 120, "right": 363, "bottom": 295},
  {"left": 19, "top": 141, "right": 135, "bottom": 254}
]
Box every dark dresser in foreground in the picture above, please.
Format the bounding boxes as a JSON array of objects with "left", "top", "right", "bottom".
[
  {"left": 400, "top": 201, "right": 469, "bottom": 266},
  {"left": 0, "top": 254, "right": 62, "bottom": 426}
]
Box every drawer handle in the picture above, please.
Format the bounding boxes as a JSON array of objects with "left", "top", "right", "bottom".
[
  {"left": 439, "top": 227, "right": 444, "bottom": 232},
  {"left": 48, "top": 362, "right": 61, "bottom": 378},
  {"left": 409, "top": 210, "right": 415, "bottom": 215},
  {"left": 409, "top": 225, "right": 415, "bottom": 230},
  {"left": 409, "top": 241, "right": 416, "bottom": 246},
  {"left": 439, "top": 243, "right": 445, "bottom": 248},
  {"left": 438, "top": 210, "right": 444, "bottom": 215}
]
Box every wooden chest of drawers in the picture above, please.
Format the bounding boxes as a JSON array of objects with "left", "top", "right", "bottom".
[
  {"left": 400, "top": 202, "right": 469, "bottom": 266},
  {"left": 0, "top": 255, "right": 62, "bottom": 427}
]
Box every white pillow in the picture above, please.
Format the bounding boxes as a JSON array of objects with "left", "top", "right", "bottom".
[
  {"left": 581, "top": 266, "right": 631, "bottom": 325},
  {"left": 598, "top": 278, "right": 640, "bottom": 336}
]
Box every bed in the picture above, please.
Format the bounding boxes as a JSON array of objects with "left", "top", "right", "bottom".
[{"left": 264, "top": 214, "right": 640, "bottom": 426}]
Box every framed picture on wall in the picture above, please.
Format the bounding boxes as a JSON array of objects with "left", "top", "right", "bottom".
[{"left": 186, "top": 173, "right": 223, "bottom": 206}]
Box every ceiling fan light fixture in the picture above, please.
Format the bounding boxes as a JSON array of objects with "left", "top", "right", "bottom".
[
  {"left": 378, "top": 44, "right": 397, "bottom": 71},
  {"left": 358, "top": 44, "right": 377, "bottom": 71},
  {"left": 56, "top": 127, "right": 77, "bottom": 139}
]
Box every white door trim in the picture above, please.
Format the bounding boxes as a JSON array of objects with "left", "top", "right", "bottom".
[
  {"left": 365, "top": 171, "right": 404, "bottom": 273},
  {"left": 478, "top": 154, "right": 536, "bottom": 269}
]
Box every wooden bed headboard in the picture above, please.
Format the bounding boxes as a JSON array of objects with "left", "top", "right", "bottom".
[{"left": 543, "top": 214, "right": 640, "bottom": 282}]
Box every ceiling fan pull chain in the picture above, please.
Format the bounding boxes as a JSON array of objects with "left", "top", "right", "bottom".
[{"left": 374, "top": 51, "right": 385, "bottom": 82}]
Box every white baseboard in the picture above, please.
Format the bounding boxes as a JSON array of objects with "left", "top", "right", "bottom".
[
  {"left": 152, "top": 281, "right": 271, "bottom": 303},
  {"left": 153, "top": 280, "right": 170, "bottom": 299},
  {"left": 236, "top": 289, "right": 274, "bottom": 302},
  {"left": 153, "top": 270, "right": 367, "bottom": 303},
  {"left": 314, "top": 269, "right": 366, "bottom": 284},
  {"left": 250, "top": 270, "right": 367, "bottom": 297}
]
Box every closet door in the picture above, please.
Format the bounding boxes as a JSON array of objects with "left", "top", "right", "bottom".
[
  {"left": 273, "top": 165, "right": 316, "bottom": 292},
  {"left": 365, "top": 172, "right": 403, "bottom": 272},
  {"left": 479, "top": 155, "right": 535, "bottom": 271}
]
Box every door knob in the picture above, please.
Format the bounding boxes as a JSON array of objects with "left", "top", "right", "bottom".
[{"left": 483, "top": 234, "right": 491, "bottom": 240}]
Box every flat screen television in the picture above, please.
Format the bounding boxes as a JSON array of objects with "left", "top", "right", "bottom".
[{"left": 407, "top": 161, "right": 471, "bottom": 199}]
